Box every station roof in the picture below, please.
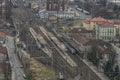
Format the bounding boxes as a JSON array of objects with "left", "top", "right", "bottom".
[
  {"left": 90, "top": 17, "right": 107, "bottom": 22},
  {"left": 97, "top": 22, "right": 113, "bottom": 27}
]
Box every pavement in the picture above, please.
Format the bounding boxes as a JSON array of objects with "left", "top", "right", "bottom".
[{"left": 6, "top": 36, "right": 26, "bottom": 80}]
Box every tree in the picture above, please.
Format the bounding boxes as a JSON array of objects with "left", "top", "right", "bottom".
[
  {"left": 113, "top": 5, "right": 119, "bottom": 11},
  {"left": 87, "top": 46, "right": 99, "bottom": 66},
  {"left": 100, "top": 0, "right": 107, "bottom": 6},
  {"left": 104, "top": 61, "right": 112, "bottom": 76},
  {"left": 114, "top": 65, "right": 119, "bottom": 76},
  {"left": 68, "top": 23, "right": 73, "bottom": 27}
]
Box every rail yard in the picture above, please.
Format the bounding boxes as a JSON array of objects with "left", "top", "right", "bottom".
[{"left": 1, "top": 0, "right": 118, "bottom": 80}]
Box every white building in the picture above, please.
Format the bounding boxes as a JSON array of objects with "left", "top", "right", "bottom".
[
  {"left": 96, "top": 21, "right": 116, "bottom": 41},
  {"left": 38, "top": 10, "right": 76, "bottom": 19},
  {"left": 107, "top": 0, "right": 120, "bottom": 5},
  {"left": 83, "top": 17, "right": 107, "bottom": 30}
]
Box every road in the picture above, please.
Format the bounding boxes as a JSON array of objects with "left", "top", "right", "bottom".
[
  {"left": 6, "top": 36, "right": 26, "bottom": 80},
  {"left": 112, "top": 45, "right": 120, "bottom": 69}
]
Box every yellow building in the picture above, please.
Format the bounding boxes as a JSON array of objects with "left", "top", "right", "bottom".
[
  {"left": 83, "top": 17, "right": 107, "bottom": 30},
  {"left": 113, "top": 20, "right": 120, "bottom": 37},
  {"left": 83, "top": 20, "right": 91, "bottom": 30}
]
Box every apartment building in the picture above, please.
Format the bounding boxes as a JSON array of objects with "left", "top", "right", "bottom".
[{"left": 96, "top": 21, "right": 116, "bottom": 41}]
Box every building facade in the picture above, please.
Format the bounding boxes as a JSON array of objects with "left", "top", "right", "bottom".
[
  {"left": 107, "top": 0, "right": 120, "bottom": 6},
  {"left": 0, "top": 0, "right": 5, "bottom": 19},
  {"left": 96, "top": 21, "right": 116, "bottom": 41},
  {"left": 83, "top": 17, "right": 107, "bottom": 30},
  {"left": 0, "top": 0, "right": 11, "bottom": 19},
  {"left": 113, "top": 20, "right": 120, "bottom": 37},
  {"left": 0, "top": 32, "right": 6, "bottom": 44},
  {"left": 46, "top": 0, "right": 68, "bottom": 11},
  {"left": 38, "top": 10, "right": 75, "bottom": 19},
  {"left": 83, "top": 20, "right": 91, "bottom": 30}
]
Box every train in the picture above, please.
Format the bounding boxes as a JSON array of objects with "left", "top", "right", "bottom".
[
  {"left": 37, "top": 34, "right": 47, "bottom": 46},
  {"left": 21, "top": 42, "right": 27, "bottom": 50},
  {"left": 40, "top": 27, "right": 78, "bottom": 54},
  {"left": 35, "top": 39, "right": 43, "bottom": 50},
  {"left": 83, "top": 10, "right": 90, "bottom": 15},
  {"left": 76, "top": 7, "right": 90, "bottom": 15},
  {"left": 59, "top": 37, "right": 77, "bottom": 54},
  {"left": 76, "top": 8, "right": 82, "bottom": 12},
  {"left": 64, "top": 42, "right": 76, "bottom": 54},
  {"left": 10, "top": 0, "right": 18, "bottom": 8}
]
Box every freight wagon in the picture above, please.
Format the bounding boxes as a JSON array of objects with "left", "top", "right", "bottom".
[{"left": 64, "top": 42, "right": 76, "bottom": 54}]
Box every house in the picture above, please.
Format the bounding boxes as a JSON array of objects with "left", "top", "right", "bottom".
[
  {"left": 113, "top": 20, "right": 120, "bottom": 37},
  {"left": 31, "top": 0, "right": 47, "bottom": 10},
  {"left": 0, "top": 0, "right": 6, "bottom": 19},
  {"left": 83, "top": 17, "right": 107, "bottom": 30},
  {"left": 107, "top": 0, "right": 120, "bottom": 6},
  {"left": 68, "top": 27, "right": 116, "bottom": 72},
  {"left": 0, "top": 46, "right": 7, "bottom": 60},
  {"left": 83, "top": 20, "right": 91, "bottom": 30},
  {"left": 95, "top": 21, "right": 116, "bottom": 41},
  {"left": 68, "top": 32, "right": 92, "bottom": 57},
  {"left": 0, "top": 46, "right": 11, "bottom": 80},
  {"left": 90, "top": 17, "right": 107, "bottom": 30},
  {"left": 0, "top": 32, "right": 6, "bottom": 44},
  {"left": 38, "top": 11, "right": 76, "bottom": 19},
  {"left": 86, "top": 39, "right": 116, "bottom": 72},
  {"left": 72, "top": 35, "right": 90, "bottom": 52},
  {"left": 67, "top": 28, "right": 95, "bottom": 57}
]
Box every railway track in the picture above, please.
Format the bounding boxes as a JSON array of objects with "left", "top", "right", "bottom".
[
  {"left": 33, "top": 26, "right": 78, "bottom": 79},
  {"left": 39, "top": 26, "right": 77, "bottom": 66}
]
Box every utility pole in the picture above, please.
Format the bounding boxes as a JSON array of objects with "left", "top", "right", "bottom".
[
  {"left": 0, "top": 0, "right": 3, "bottom": 18},
  {"left": 55, "top": 0, "right": 59, "bottom": 32},
  {"left": 91, "top": 1, "right": 95, "bottom": 18}
]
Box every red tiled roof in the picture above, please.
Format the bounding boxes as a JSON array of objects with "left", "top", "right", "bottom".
[
  {"left": 83, "top": 17, "right": 107, "bottom": 25},
  {"left": 90, "top": 17, "right": 107, "bottom": 22},
  {"left": 97, "top": 22, "right": 113, "bottom": 27},
  {"left": 113, "top": 20, "right": 120, "bottom": 25},
  {"left": 0, "top": 32, "right": 6, "bottom": 39}
]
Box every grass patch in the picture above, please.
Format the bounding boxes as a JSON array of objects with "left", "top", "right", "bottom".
[
  {"left": 71, "top": 19, "right": 83, "bottom": 26},
  {"left": 74, "top": 19, "right": 83, "bottom": 24},
  {"left": 29, "top": 58, "right": 57, "bottom": 80}
]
